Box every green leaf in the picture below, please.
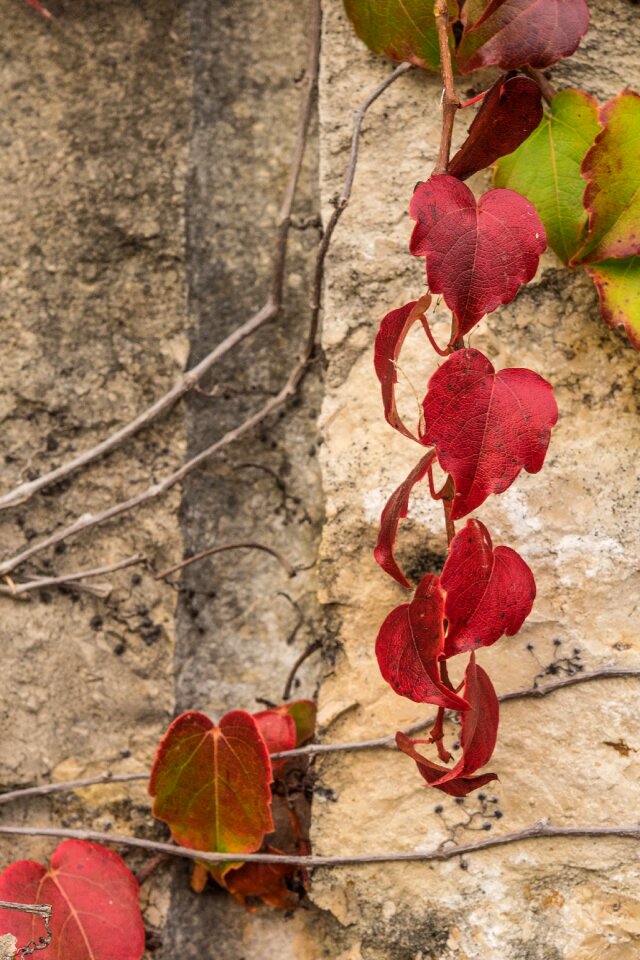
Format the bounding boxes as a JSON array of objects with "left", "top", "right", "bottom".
[
  {"left": 149, "top": 710, "right": 274, "bottom": 884},
  {"left": 494, "top": 89, "right": 600, "bottom": 264},
  {"left": 285, "top": 699, "right": 317, "bottom": 746},
  {"left": 584, "top": 257, "right": 640, "bottom": 349},
  {"left": 575, "top": 90, "right": 640, "bottom": 264},
  {"left": 342, "top": 0, "right": 456, "bottom": 71}
]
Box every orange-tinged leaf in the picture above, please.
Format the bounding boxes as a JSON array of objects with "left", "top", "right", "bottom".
[
  {"left": 585, "top": 256, "right": 640, "bottom": 349},
  {"left": 0, "top": 840, "right": 144, "bottom": 960},
  {"left": 224, "top": 846, "right": 300, "bottom": 910},
  {"left": 149, "top": 710, "right": 274, "bottom": 882},
  {"left": 285, "top": 700, "right": 317, "bottom": 746},
  {"left": 575, "top": 90, "right": 640, "bottom": 264}
]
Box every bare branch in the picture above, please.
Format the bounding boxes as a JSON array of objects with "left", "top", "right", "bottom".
[
  {"left": 155, "top": 543, "right": 295, "bottom": 581},
  {"left": 0, "top": 0, "right": 321, "bottom": 517},
  {"left": 1, "top": 667, "right": 637, "bottom": 808},
  {"left": 283, "top": 639, "right": 322, "bottom": 700},
  {"left": 0, "top": 54, "right": 412, "bottom": 579},
  {"left": 0, "top": 553, "right": 145, "bottom": 601},
  {"left": 0, "top": 822, "right": 638, "bottom": 869}
]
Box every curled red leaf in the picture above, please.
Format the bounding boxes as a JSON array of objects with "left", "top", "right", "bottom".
[
  {"left": 421, "top": 348, "right": 558, "bottom": 519},
  {"left": 457, "top": 0, "right": 589, "bottom": 74},
  {"left": 448, "top": 74, "right": 543, "bottom": 181},
  {"left": 254, "top": 700, "right": 316, "bottom": 776},
  {"left": 0, "top": 840, "right": 145, "bottom": 960},
  {"left": 396, "top": 654, "right": 499, "bottom": 796},
  {"left": 376, "top": 573, "right": 469, "bottom": 710},
  {"left": 224, "top": 846, "right": 300, "bottom": 910},
  {"left": 374, "top": 294, "right": 432, "bottom": 441},
  {"left": 410, "top": 176, "right": 546, "bottom": 340},
  {"left": 441, "top": 518, "right": 536, "bottom": 657},
  {"left": 374, "top": 450, "right": 436, "bottom": 589}
]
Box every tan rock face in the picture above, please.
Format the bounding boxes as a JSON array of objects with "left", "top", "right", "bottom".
[{"left": 312, "top": 2, "right": 640, "bottom": 957}]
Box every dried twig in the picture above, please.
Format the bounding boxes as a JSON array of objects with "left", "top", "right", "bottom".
[
  {"left": 0, "top": 822, "right": 638, "bottom": 869},
  {"left": 1, "top": 667, "right": 637, "bottom": 806},
  {"left": 0, "top": 53, "right": 413, "bottom": 580},
  {"left": 0, "top": 0, "right": 321, "bottom": 518},
  {"left": 283, "top": 639, "right": 323, "bottom": 700},
  {"left": 0, "top": 553, "right": 145, "bottom": 601},
  {"left": 155, "top": 543, "right": 295, "bottom": 581}
]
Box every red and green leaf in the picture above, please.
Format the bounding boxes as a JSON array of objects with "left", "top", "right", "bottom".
[
  {"left": 441, "top": 519, "right": 535, "bottom": 657},
  {"left": 584, "top": 256, "right": 640, "bottom": 349},
  {"left": 374, "top": 294, "right": 432, "bottom": 441},
  {"left": 0, "top": 840, "right": 144, "bottom": 960},
  {"left": 396, "top": 653, "right": 499, "bottom": 796},
  {"left": 494, "top": 89, "right": 601, "bottom": 264},
  {"left": 373, "top": 450, "right": 436, "bottom": 588},
  {"left": 376, "top": 573, "right": 469, "bottom": 709},
  {"left": 410, "top": 176, "right": 546, "bottom": 341},
  {"left": 149, "top": 710, "right": 274, "bottom": 883},
  {"left": 449, "top": 74, "right": 543, "bottom": 182},
  {"left": 574, "top": 90, "right": 640, "bottom": 264},
  {"left": 421, "top": 348, "right": 558, "bottom": 519},
  {"left": 342, "top": 0, "right": 457, "bottom": 72},
  {"left": 457, "top": 0, "right": 589, "bottom": 74}
]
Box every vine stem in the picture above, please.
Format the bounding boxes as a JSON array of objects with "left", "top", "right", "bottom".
[
  {"left": 0, "top": 0, "right": 321, "bottom": 518},
  {"left": 0, "top": 823, "right": 638, "bottom": 869},
  {"left": 433, "top": 0, "right": 460, "bottom": 174},
  {"left": 0, "top": 58, "right": 414, "bottom": 581},
  {"left": 0, "top": 668, "right": 637, "bottom": 806},
  {"left": 154, "top": 543, "right": 296, "bottom": 581}
]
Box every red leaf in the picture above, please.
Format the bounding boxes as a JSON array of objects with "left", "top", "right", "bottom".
[
  {"left": 441, "top": 519, "right": 536, "bottom": 657},
  {"left": 374, "top": 294, "right": 432, "bottom": 440},
  {"left": 149, "top": 710, "right": 274, "bottom": 883},
  {"left": 374, "top": 450, "right": 436, "bottom": 589},
  {"left": 396, "top": 654, "right": 499, "bottom": 796},
  {"left": 448, "top": 74, "right": 543, "bottom": 181},
  {"left": 254, "top": 708, "right": 297, "bottom": 755},
  {"left": 22, "top": 0, "right": 53, "bottom": 19},
  {"left": 421, "top": 348, "right": 558, "bottom": 519},
  {"left": 457, "top": 0, "right": 589, "bottom": 74},
  {"left": 224, "top": 846, "right": 300, "bottom": 910},
  {"left": 254, "top": 700, "right": 316, "bottom": 753},
  {"left": 375, "top": 573, "right": 469, "bottom": 710},
  {"left": 0, "top": 840, "right": 144, "bottom": 960},
  {"left": 410, "top": 176, "right": 546, "bottom": 340}
]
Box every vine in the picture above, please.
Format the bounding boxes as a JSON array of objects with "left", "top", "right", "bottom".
[{"left": 2, "top": 0, "right": 639, "bottom": 955}]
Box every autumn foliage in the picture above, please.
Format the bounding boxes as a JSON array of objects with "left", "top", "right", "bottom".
[{"left": 3, "top": 0, "right": 639, "bottom": 954}]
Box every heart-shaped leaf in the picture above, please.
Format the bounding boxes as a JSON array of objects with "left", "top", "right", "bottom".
[
  {"left": 457, "top": 0, "right": 589, "bottom": 74},
  {"left": 396, "top": 653, "right": 499, "bottom": 796},
  {"left": 574, "top": 90, "right": 640, "bottom": 264},
  {"left": 585, "top": 257, "right": 640, "bottom": 349},
  {"left": 494, "top": 89, "right": 601, "bottom": 264},
  {"left": 374, "top": 295, "right": 432, "bottom": 441},
  {"left": 149, "top": 710, "right": 274, "bottom": 883},
  {"left": 343, "top": 0, "right": 457, "bottom": 71},
  {"left": 410, "top": 176, "right": 546, "bottom": 341},
  {"left": 376, "top": 573, "right": 469, "bottom": 709},
  {"left": 441, "top": 519, "right": 536, "bottom": 657},
  {"left": 421, "top": 348, "right": 558, "bottom": 519},
  {"left": 374, "top": 450, "right": 436, "bottom": 589},
  {"left": 449, "top": 74, "right": 543, "bottom": 182},
  {"left": 0, "top": 840, "right": 144, "bottom": 960}
]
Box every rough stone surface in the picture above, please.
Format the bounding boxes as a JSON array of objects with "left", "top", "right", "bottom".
[
  {"left": 312, "top": 3, "right": 640, "bottom": 959},
  {"left": 2, "top": 0, "right": 640, "bottom": 957},
  {"left": 0, "top": 0, "right": 190, "bottom": 954}
]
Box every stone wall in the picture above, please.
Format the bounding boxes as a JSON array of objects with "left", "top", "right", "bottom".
[{"left": 1, "top": 1, "right": 639, "bottom": 958}]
